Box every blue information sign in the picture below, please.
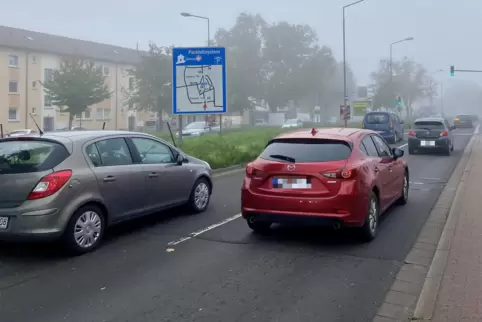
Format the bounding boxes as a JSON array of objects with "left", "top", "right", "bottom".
[{"left": 172, "top": 47, "right": 227, "bottom": 115}]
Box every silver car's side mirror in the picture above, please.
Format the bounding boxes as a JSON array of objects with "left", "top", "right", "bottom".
[{"left": 176, "top": 154, "right": 184, "bottom": 165}]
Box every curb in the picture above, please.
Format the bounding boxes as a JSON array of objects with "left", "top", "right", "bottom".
[
  {"left": 212, "top": 164, "right": 245, "bottom": 178},
  {"left": 372, "top": 133, "right": 478, "bottom": 322}
]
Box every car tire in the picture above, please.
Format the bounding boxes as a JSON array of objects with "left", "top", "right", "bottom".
[
  {"left": 399, "top": 132, "right": 404, "bottom": 142},
  {"left": 358, "top": 191, "right": 379, "bottom": 242},
  {"left": 188, "top": 177, "right": 211, "bottom": 213},
  {"left": 444, "top": 148, "right": 451, "bottom": 156},
  {"left": 396, "top": 170, "right": 409, "bottom": 205},
  {"left": 247, "top": 217, "right": 272, "bottom": 234},
  {"left": 63, "top": 204, "right": 106, "bottom": 255},
  {"left": 450, "top": 142, "right": 454, "bottom": 151},
  {"left": 391, "top": 133, "right": 397, "bottom": 144},
  {"left": 408, "top": 148, "right": 415, "bottom": 155}
]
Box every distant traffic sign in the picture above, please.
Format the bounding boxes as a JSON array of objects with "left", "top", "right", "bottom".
[{"left": 172, "top": 47, "right": 227, "bottom": 115}]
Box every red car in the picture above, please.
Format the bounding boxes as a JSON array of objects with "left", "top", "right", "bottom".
[{"left": 241, "top": 128, "right": 409, "bottom": 241}]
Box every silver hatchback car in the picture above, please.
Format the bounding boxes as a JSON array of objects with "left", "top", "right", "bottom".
[{"left": 0, "top": 131, "right": 213, "bottom": 254}]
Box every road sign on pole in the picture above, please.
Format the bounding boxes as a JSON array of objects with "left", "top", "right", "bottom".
[{"left": 172, "top": 47, "right": 227, "bottom": 115}]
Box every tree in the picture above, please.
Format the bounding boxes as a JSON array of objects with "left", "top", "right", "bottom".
[
  {"left": 371, "top": 57, "right": 431, "bottom": 117},
  {"left": 43, "top": 57, "right": 111, "bottom": 129},
  {"left": 124, "top": 43, "right": 172, "bottom": 123},
  {"left": 214, "top": 13, "right": 266, "bottom": 112},
  {"left": 261, "top": 21, "right": 318, "bottom": 110}
]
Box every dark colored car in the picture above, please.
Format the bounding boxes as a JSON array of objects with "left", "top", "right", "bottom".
[
  {"left": 362, "top": 112, "right": 404, "bottom": 143},
  {"left": 408, "top": 117, "right": 454, "bottom": 155},
  {"left": 454, "top": 114, "right": 473, "bottom": 128},
  {"left": 241, "top": 127, "right": 408, "bottom": 242}
]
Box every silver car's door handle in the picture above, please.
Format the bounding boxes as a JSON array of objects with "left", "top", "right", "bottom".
[
  {"left": 103, "top": 176, "right": 116, "bottom": 182},
  {"left": 148, "top": 172, "right": 158, "bottom": 178}
]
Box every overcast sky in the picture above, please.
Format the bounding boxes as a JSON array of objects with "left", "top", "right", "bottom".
[{"left": 2, "top": 0, "right": 481, "bottom": 87}]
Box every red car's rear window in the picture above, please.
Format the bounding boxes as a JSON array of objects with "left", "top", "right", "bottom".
[{"left": 259, "top": 139, "right": 352, "bottom": 163}]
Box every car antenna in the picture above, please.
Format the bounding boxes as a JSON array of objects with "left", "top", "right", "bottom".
[{"left": 29, "top": 113, "right": 44, "bottom": 135}]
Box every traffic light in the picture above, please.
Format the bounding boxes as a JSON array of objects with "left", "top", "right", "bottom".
[
  {"left": 396, "top": 96, "right": 402, "bottom": 105},
  {"left": 450, "top": 65, "right": 455, "bottom": 76}
]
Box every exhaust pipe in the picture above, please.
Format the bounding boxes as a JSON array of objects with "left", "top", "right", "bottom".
[
  {"left": 249, "top": 216, "right": 256, "bottom": 224},
  {"left": 333, "top": 223, "right": 341, "bottom": 230}
]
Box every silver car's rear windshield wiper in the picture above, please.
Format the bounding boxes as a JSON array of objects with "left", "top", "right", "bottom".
[{"left": 269, "top": 154, "right": 296, "bottom": 163}]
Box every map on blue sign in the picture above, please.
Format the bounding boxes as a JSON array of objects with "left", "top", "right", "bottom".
[{"left": 172, "top": 47, "right": 227, "bottom": 115}]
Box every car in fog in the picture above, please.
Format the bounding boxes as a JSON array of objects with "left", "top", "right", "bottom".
[
  {"left": 5, "top": 129, "right": 39, "bottom": 137},
  {"left": 408, "top": 117, "right": 454, "bottom": 155},
  {"left": 177, "top": 121, "right": 220, "bottom": 137},
  {"left": 362, "top": 111, "right": 404, "bottom": 143},
  {"left": 282, "top": 119, "right": 303, "bottom": 128},
  {"left": 241, "top": 127, "right": 408, "bottom": 241},
  {"left": 454, "top": 114, "right": 473, "bottom": 128},
  {"left": 0, "top": 131, "right": 213, "bottom": 254}
]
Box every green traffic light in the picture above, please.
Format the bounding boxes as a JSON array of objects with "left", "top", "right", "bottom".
[{"left": 450, "top": 72, "right": 454, "bottom": 76}]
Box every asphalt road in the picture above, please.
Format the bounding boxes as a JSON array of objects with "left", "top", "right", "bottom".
[{"left": 0, "top": 127, "right": 476, "bottom": 322}]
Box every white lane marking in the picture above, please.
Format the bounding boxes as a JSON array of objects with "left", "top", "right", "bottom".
[
  {"left": 474, "top": 124, "right": 480, "bottom": 134},
  {"left": 167, "top": 213, "right": 242, "bottom": 246},
  {"left": 398, "top": 143, "right": 408, "bottom": 149}
]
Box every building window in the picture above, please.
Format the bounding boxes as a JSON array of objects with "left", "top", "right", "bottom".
[
  {"left": 84, "top": 108, "right": 91, "bottom": 119},
  {"left": 44, "top": 68, "right": 54, "bottom": 82},
  {"left": 9, "top": 81, "right": 18, "bottom": 93},
  {"left": 8, "top": 55, "right": 18, "bottom": 67},
  {"left": 44, "top": 95, "right": 52, "bottom": 107},
  {"left": 96, "top": 108, "right": 111, "bottom": 120},
  {"left": 8, "top": 108, "right": 18, "bottom": 121},
  {"left": 103, "top": 65, "right": 110, "bottom": 76}
]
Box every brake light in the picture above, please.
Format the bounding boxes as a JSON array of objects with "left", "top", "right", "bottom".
[
  {"left": 27, "top": 170, "right": 72, "bottom": 200},
  {"left": 246, "top": 164, "right": 261, "bottom": 177},
  {"left": 389, "top": 121, "right": 393, "bottom": 129},
  {"left": 408, "top": 130, "right": 416, "bottom": 136},
  {"left": 440, "top": 130, "right": 448, "bottom": 136},
  {"left": 322, "top": 168, "right": 355, "bottom": 179},
  {"left": 455, "top": 118, "right": 460, "bottom": 121}
]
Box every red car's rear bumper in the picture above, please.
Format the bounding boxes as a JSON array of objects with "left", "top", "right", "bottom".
[{"left": 241, "top": 188, "right": 369, "bottom": 227}]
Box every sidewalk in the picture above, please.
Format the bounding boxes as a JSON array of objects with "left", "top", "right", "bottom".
[{"left": 429, "top": 134, "right": 482, "bottom": 321}]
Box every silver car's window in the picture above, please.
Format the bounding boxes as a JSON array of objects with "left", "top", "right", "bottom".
[
  {"left": 131, "top": 138, "right": 175, "bottom": 164},
  {"left": 85, "top": 143, "right": 102, "bottom": 167},
  {"left": 94, "top": 138, "right": 133, "bottom": 166}
]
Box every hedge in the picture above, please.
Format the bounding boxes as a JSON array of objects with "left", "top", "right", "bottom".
[{"left": 153, "top": 122, "right": 409, "bottom": 169}]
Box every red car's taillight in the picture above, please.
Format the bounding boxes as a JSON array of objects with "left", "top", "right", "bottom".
[
  {"left": 440, "top": 130, "right": 448, "bottom": 136},
  {"left": 27, "top": 170, "right": 72, "bottom": 200},
  {"left": 322, "top": 168, "right": 355, "bottom": 179},
  {"left": 408, "top": 130, "right": 416, "bottom": 136},
  {"left": 246, "top": 163, "right": 261, "bottom": 177}
]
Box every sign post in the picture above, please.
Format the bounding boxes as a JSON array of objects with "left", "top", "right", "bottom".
[
  {"left": 340, "top": 105, "right": 351, "bottom": 127},
  {"left": 172, "top": 47, "right": 227, "bottom": 141}
]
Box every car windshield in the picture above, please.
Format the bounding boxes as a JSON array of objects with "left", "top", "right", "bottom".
[
  {"left": 414, "top": 121, "right": 445, "bottom": 130},
  {"left": 0, "top": 140, "right": 68, "bottom": 174},
  {"left": 365, "top": 113, "right": 389, "bottom": 124},
  {"left": 184, "top": 122, "right": 206, "bottom": 130},
  {"left": 260, "top": 139, "right": 352, "bottom": 163}
]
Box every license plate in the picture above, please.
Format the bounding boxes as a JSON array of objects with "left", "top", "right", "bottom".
[
  {"left": 421, "top": 140, "right": 435, "bottom": 147},
  {"left": 273, "top": 177, "right": 312, "bottom": 189},
  {"left": 0, "top": 217, "right": 8, "bottom": 229}
]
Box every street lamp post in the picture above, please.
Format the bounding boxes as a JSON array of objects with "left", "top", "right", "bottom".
[
  {"left": 389, "top": 37, "right": 414, "bottom": 82},
  {"left": 429, "top": 69, "right": 443, "bottom": 107},
  {"left": 342, "top": 0, "right": 365, "bottom": 128},
  {"left": 180, "top": 12, "right": 215, "bottom": 135}
]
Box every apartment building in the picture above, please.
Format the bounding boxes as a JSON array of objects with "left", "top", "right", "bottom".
[{"left": 0, "top": 25, "right": 156, "bottom": 134}]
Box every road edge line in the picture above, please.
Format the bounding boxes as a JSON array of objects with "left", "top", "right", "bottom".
[{"left": 372, "top": 133, "right": 478, "bottom": 322}]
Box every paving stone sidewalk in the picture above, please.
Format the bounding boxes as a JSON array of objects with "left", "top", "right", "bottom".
[{"left": 430, "top": 135, "right": 482, "bottom": 321}]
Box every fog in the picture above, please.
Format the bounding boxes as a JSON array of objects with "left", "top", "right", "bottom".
[{"left": 2, "top": 0, "right": 482, "bottom": 116}]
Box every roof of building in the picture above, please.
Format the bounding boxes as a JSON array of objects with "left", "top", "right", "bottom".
[{"left": 0, "top": 25, "right": 146, "bottom": 65}]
